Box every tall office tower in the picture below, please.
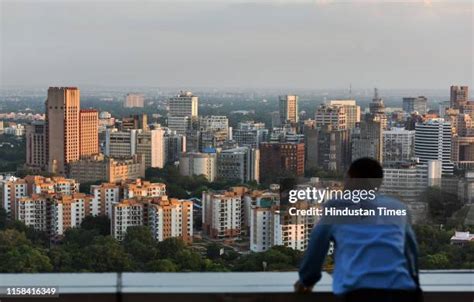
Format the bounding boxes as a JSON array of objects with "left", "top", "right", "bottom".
[
  {"left": 120, "top": 114, "right": 148, "bottom": 131},
  {"left": 105, "top": 129, "right": 138, "bottom": 157},
  {"left": 414, "top": 119, "right": 454, "bottom": 175},
  {"left": 279, "top": 95, "right": 299, "bottom": 125},
  {"left": 369, "top": 88, "right": 388, "bottom": 130},
  {"left": 179, "top": 152, "right": 217, "bottom": 181},
  {"left": 167, "top": 91, "right": 198, "bottom": 134},
  {"left": 123, "top": 93, "right": 145, "bottom": 108},
  {"left": 450, "top": 85, "right": 469, "bottom": 109},
  {"left": 217, "top": 147, "right": 260, "bottom": 183},
  {"left": 303, "top": 120, "right": 318, "bottom": 169},
  {"left": 328, "top": 100, "right": 360, "bottom": 129},
  {"left": 351, "top": 118, "right": 383, "bottom": 163},
  {"left": 46, "top": 87, "right": 80, "bottom": 174},
  {"left": 316, "top": 125, "right": 351, "bottom": 173},
  {"left": 259, "top": 142, "right": 305, "bottom": 183},
  {"left": 403, "top": 96, "right": 428, "bottom": 115},
  {"left": 198, "top": 116, "right": 229, "bottom": 150},
  {"left": 369, "top": 88, "right": 385, "bottom": 115},
  {"left": 136, "top": 128, "right": 165, "bottom": 169},
  {"left": 315, "top": 104, "right": 347, "bottom": 130},
  {"left": 164, "top": 129, "right": 186, "bottom": 164},
  {"left": 383, "top": 127, "right": 415, "bottom": 163},
  {"left": 202, "top": 188, "right": 243, "bottom": 239},
  {"left": 233, "top": 121, "right": 268, "bottom": 148},
  {"left": 79, "top": 109, "right": 99, "bottom": 158},
  {"left": 25, "top": 121, "right": 46, "bottom": 170}
]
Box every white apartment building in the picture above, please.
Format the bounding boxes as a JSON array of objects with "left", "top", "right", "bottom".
[
  {"left": 16, "top": 195, "right": 49, "bottom": 232},
  {"left": 90, "top": 183, "right": 121, "bottom": 218},
  {"left": 202, "top": 189, "right": 245, "bottom": 239},
  {"left": 112, "top": 199, "right": 144, "bottom": 241},
  {"left": 179, "top": 152, "right": 217, "bottom": 181}
]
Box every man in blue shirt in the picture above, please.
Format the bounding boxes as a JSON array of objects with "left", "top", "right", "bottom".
[{"left": 295, "top": 158, "right": 421, "bottom": 301}]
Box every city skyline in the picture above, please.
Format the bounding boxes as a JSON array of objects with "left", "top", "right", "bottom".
[{"left": 1, "top": 0, "right": 472, "bottom": 90}]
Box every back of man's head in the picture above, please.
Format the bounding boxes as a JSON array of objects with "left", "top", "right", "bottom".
[{"left": 345, "top": 158, "right": 383, "bottom": 190}]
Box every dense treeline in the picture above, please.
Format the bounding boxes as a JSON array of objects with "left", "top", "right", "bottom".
[
  {"left": 0, "top": 206, "right": 472, "bottom": 273},
  {"left": 0, "top": 210, "right": 302, "bottom": 273}
]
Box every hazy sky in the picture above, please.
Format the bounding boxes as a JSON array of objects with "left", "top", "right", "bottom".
[{"left": 1, "top": 0, "right": 472, "bottom": 89}]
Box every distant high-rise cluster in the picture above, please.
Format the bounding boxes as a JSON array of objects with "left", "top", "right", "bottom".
[{"left": 13, "top": 83, "right": 474, "bottom": 249}]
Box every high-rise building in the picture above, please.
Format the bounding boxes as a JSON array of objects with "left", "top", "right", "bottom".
[
  {"left": 328, "top": 100, "right": 360, "bottom": 129},
  {"left": 198, "top": 116, "right": 229, "bottom": 150},
  {"left": 450, "top": 85, "right": 469, "bottom": 109},
  {"left": 164, "top": 129, "right": 186, "bottom": 164},
  {"left": 351, "top": 118, "right": 383, "bottom": 163},
  {"left": 79, "top": 109, "right": 99, "bottom": 158},
  {"left": 120, "top": 114, "right": 148, "bottom": 131},
  {"left": 167, "top": 91, "right": 198, "bottom": 134},
  {"left": 148, "top": 197, "right": 193, "bottom": 243},
  {"left": 259, "top": 142, "right": 305, "bottom": 183},
  {"left": 369, "top": 88, "right": 385, "bottom": 115},
  {"left": 414, "top": 119, "right": 454, "bottom": 175},
  {"left": 403, "top": 96, "right": 428, "bottom": 115},
  {"left": 249, "top": 197, "right": 316, "bottom": 252},
  {"left": 279, "top": 95, "right": 299, "bottom": 125},
  {"left": 25, "top": 121, "right": 46, "bottom": 170},
  {"left": 381, "top": 160, "right": 441, "bottom": 206},
  {"left": 111, "top": 196, "right": 193, "bottom": 242},
  {"left": 123, "top": 93, "right": 145, "bottom": 108},
  {"left": 90, "top": 183, "right": 121, "bottom": 218},
  {"left": 179, "top": 152, "right": 217, "bottom": 181},
  {"left": 315, "top": 104, "right": 347, "bottom": 130},
  {"left": 105, "top": 129, "right": 138, "bottom": 158},
  {"left": 46, "top": 87, "right": 81, "bottom": 174},
  {"left": 383, "top": 128, "right": 415, "bottom": 163},
  {"left": 452, "top": 136, "right": 474, "bottom": 170},
  {"left": 202, "top": 188, "right": 244, "bottom": 239},
  {"left": 217, "top": 147, "right": 260, "bottom": 183},
  {"left": 136, "top": 129, "right": 165, "bottom": 169},
  {"left": 233, "top": 121, "right": 268, "bottom": 148}
]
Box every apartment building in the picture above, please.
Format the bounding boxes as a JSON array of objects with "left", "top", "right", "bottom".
[{"left": 202, "top": 188, "right": 246, "bottom": 239}]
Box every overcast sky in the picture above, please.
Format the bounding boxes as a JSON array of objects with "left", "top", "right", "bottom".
[{"left": 0, "top": 0, "right": 472, "bottom": 89}]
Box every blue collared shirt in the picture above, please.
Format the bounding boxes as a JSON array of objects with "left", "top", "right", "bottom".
[{"left": 298, "top": 195, "right": 418, "bottom": 295}]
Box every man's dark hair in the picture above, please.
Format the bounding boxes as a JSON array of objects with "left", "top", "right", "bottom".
[{"left": 346, "top": 158, "right": 383, "bottom": 190}]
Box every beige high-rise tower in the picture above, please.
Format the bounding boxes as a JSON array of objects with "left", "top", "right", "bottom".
[
  {"left": 279, "top": 95, "right": 299, "bottom": 125},
  {"left": 79, "top": 109, "right": 99, "bottom": 157},
  {"left": 46, "top": 87, "right": 80, "bottom": 174}
]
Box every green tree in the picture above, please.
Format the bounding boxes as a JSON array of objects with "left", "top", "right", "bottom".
[
  {"left": 0, "top": 229, "right": 52, "bottom": 273},
  {"left": 146, "top": 259, "right": 178, "bottom": 272},
  {"left": 122, "top": 226, "right": 158, "bottom": 270},
  {"left": 81, "top": 215, "right": 111, "bottom": 236}
]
